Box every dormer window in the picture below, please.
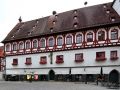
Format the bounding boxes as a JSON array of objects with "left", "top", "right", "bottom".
[{"left": 73, "top": 23, "right": 78, "bottom": 28}]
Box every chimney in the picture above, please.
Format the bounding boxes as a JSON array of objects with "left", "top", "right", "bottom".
[
  {"left": 18, "top": 16, "right": 22, "bottom": 23},
  {"left": 52, "top": 11, "right": 57, "bottom": 15}
]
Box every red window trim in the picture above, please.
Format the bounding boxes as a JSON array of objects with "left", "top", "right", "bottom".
[
  {"left": 56, "top": 55, "right": 64, "bottom": 64},
  {"left": 110, "top": 51, "right": 118, "bottom": 60},
  {"left": 75, "top": 53, "right": 84, "bottom": 62},
  {"left": 40, "top": 56, "right": 47, "bottom": 64},
  {"left": 25, "top": 58, "right": 32, "bottom": 65},
  {"left": 96, "top": 52, "right": 106, "bottom": 61},
  {"left": 12, "top": 59, "right": 18, "bottom": 65}
]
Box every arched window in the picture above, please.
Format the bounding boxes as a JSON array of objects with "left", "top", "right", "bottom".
[
  {"left": 6, "top": 44, "right": 10, "bottom": 51},
  {"left": 57, "top": 36, "right": 63, "bottom": 46},
  {"left": 40, "top": 38, "right": 45, "bottom": 48},
  {"left": 87, "top": 32, "right": 93, "bottom": 42},
  {"left": 98, "top": 31, "right": 105, "bottom": 41},
  {"left": 66, "top": 35, "right": 72, "bottom": 45},
  {"left": 13, "top": 43, "right": 17, "bottom": 51},
  {"left": 26, "top": 41, "right": 30, "bottom": 49},
  {"left": 76, "top": 34, "right": 82, "bottom": 44},
  {"left": 19, "top": 42, "right": 24, "bottom": 50},
  {"left": 48, "top": 37, "right": 54, "bottom": 47},
  {"left": 33, "top": 40, "right": 37, "bottom": 49},
  {"left": 111, "top": 29, "right": 118, "bottom": 40}
]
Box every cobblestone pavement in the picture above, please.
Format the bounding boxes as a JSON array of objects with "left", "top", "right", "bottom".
[{"left": 0, "top": 81, "right": 119, "bottom": 90}]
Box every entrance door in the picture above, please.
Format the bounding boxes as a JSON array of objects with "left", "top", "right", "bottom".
[
  {"left": 109, "top": 70, "right": 119, "bottom": 83},
  {"left": 49, "top": 70, "right": 55, "bottom": 80}
]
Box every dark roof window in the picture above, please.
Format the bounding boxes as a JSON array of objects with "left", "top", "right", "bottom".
[
  {"left": 74, "top": 10, "right": 77, "bottom": 14},
  {"left": 106, "top": 9, "right": 110, "bottom": 14},
  {"left": 103, "top": 4, "right": 107, "bottom": 9},
  {"left": 11, "top": 35, "right": 15, "bottom": 39},
  {"left": 111, "top": 17, "right": 115, "bottom": 22}
]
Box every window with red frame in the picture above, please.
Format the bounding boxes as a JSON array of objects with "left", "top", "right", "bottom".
[
  {"left": 75, "top": 53, "right": 84, "bottom": 62},
  {"left": 56, "top": 55, "right": 64, "bottom": 64},
  {"left": 40, "top": 56, "right": 47, "bottom": 64},
  {"left": 33, "top": 40, "right": 37, "bottom": 49},
  {"left": 111, "top": 29, "right": 118, "bottom": 40},
  {"left": 87, "top": 32, "right": 93, "bottom": 42},
  {"left": 26, "top": 41, "right": 30, "bottom": 49},
  {"left": 13, "top": 43, "right": 17, "bottom": 51},
  {"left": 96, "top": 52, "right": 106, "bottom": 61},
  {"left": 110, "top": 51, "right": 118, "bottom": 60},
  {"left": 48, "top": 37, "right": 54, "bottom": 47},
  {"left": 40, "top": 38, "right": 45, "bottom": 48},
  {"left": 76, "top": 34, "right": 82, "bottom": 44},
  {"left": 6, "top": 44, "right": 10, "bottom": 51},
  {"left": 57, "top": 36, "right": 63, "bottom": 46},
  {"left": 66, "top": 35, "right": 72, "bottom": 45},
  {"left": 98, "top": 31, "right": 105, "bottom": 41},
  {"left": 25, "top": 58, "right": 32, "bottom": 65},
  {"left": 19, "top": 42, "right": 24, "bottom": 50},
  {"left": 12, "top": 59, "right": 18, "bottom": 65}
]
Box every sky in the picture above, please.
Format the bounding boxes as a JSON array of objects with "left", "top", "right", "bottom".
[{"left": 0, "top": 0, "right": 113, "bottom": 46}]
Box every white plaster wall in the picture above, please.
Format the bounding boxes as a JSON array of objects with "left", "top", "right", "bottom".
[
  {"left": 6, "top": 46, "right": 120, "bottom": 68},
  {"left": 6, "top": 46, "right": 120, "bottom": 74}
]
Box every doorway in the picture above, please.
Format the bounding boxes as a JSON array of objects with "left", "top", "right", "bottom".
[
  {"left": 109, "top": 70, "right": 119, "bottom": 83},
  {"left": 49, "top": 70, "right": 55, "bottom": 80}
]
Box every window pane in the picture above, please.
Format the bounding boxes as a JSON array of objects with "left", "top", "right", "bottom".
[
  {"left": 19, "top": 42, "right": 23, "bottom": 49},
  {"left": 75, "top": 53, "right": 83, "bottom": 60},
  {"left": 33, "top": 40, "right": 37, "bottom": 48},
  {"left": 98, "top": 31, "right": 105, "bottom": 41},
  {"left": 111, "top": 29, "right": 118, "bottom": 40},
  {"left": 66, "top": 35, "right": 72, "bottom": 45},
  {"left": 6, "top": 44, "right": 10, "bottom": 51},
  {"left": 26, "top": 41, "right": 30, "bottom": 49},
  {"left": 49, "top": 38, "right": 54, "bottom": 47},
  {"left": 26, "top": 58, "right": 31, "bottom": 63},
  {"left": 111, "top": 51, "right": 117, "bottom": 58},
  {"left": 57, "top": 55, "right": 63, "bottom": 61},
  {"left": 13, "top": 44, "right": 17, "bottom": 51},
  {"left": 76, "top": 34, "right": 82, "bottom": 43},
  {"left": 40, "top": 39, "right": 45, "bottom": 48},
  {"left": 57, "top": 37, "right": 63, "bottom": 46},
  {"left": 87, "top": 32, "right": 93, "bottom": 42}
]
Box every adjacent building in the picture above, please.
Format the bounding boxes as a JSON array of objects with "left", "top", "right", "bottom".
[{"left": 2, "top": 0, "right": 120, "bottom": 83}]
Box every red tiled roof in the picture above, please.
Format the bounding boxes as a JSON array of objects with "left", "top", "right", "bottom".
[{"left": 2, "top": 2, "right": 120, "bottom": 43}]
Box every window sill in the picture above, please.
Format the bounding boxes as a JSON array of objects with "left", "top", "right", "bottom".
[
  {"left": 25, "top": 63, "right": 32, "bottom": 65},
  {"left": 75, "top": 59, "right": 84, "bottom": 62},
  {"left": 110, "top": 57, "right": 118, "bottom": 60},
  {"left": 96, "top": 58, "right": 106, "bottom": 61},
  {"left": 12, "top": 63, "right": 18, "bottom": 65},
  {"left": 56, "top": 60, "right": 64, "bottom": 64},
  {"left": 40, "top": 62, "right": 47, "bottom": 64}
]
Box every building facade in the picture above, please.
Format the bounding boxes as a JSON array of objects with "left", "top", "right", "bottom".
[{"left": 2, "top": 0, "right": 120, "bottom": 82}]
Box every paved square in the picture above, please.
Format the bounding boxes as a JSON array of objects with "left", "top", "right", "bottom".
[{"left": 0, "top": 81, "right": 118, "bottom": 90}]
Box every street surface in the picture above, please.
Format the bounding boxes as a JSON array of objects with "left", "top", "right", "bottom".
[{"left": 0, "top": 81, "right": 119, "bottom": 90}]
